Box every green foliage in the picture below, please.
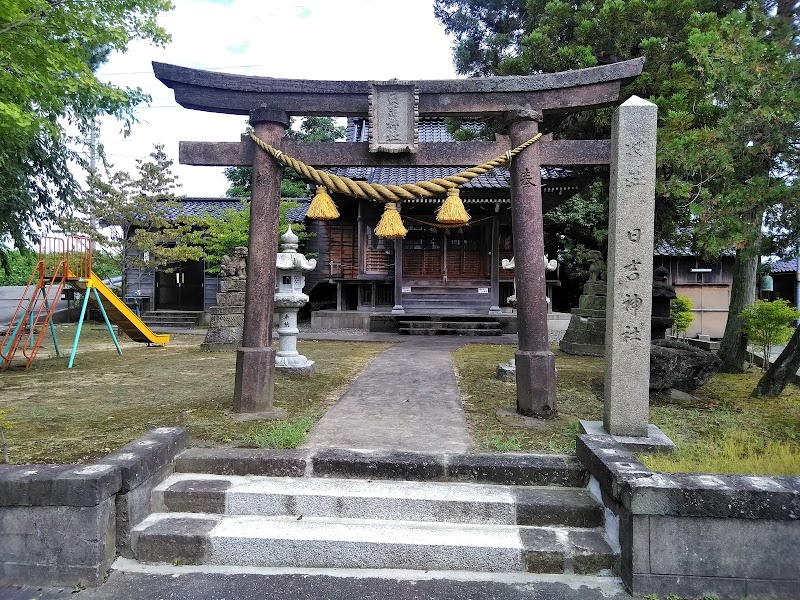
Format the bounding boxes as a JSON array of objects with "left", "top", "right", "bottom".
[
  {"left": 0, "top": 0, "right": 173, "bottom": 263},
  {"left": 184, "top": 201, "right": 309, "bottom": 273},
  {"left": 224, "top": 117, "right": 346, "bottom": 198},
  {"left": 435, "top": 0, "right": 799, "bottom": 372},
  {"left": 244, "top": 417, "right": 314, "bottom": 449},
  {"left": 742, "top": 299, "right": 800, "bottom": 369},
  {"left": 435, "top": 1, "right": 799, "bottom": 258},
  {"left": 0, "top": 250, "right": 37, "bottom": 285},
  {"left": 64, "top": 144, "right": 204, "bottom": 281},
  {"left": 670, "top": 296, "right": 695, "bottom": 334},
  {"left": 543, "top": 181, "right": 608, "bottom": 306},
  {"left": 91, "top": 252, "right": 122, "bottom": 281}
]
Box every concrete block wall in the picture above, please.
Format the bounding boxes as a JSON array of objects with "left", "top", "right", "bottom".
[
  {"left": 577, "top": 434, "right": 800, "bottom": 599},
  {"left": 0, "top": 427, "right": 187, "bottom": 588}
]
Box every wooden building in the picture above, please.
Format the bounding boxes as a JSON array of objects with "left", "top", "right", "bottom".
[
  {"left": 653, "top": 242, "right": 736, "bottom": 339},
  {"left": 122, "top": 199, "right": 308, "bottom": 316},
  {"left": 302, "top": 118, "right": 579, "bottom": 315},
  {"left": 769, "top": 257, "right": 799, "bottom": 309}
]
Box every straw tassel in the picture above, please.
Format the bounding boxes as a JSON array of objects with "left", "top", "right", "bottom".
[
  {"left": 306, "top": 186, "right": 339, "bottom": 220},
  {"left": 436, "top": 187, "right": 470, "bottom": 224},
  {"left": 374, "top": 202, "right": 407, "bottom": 238}
]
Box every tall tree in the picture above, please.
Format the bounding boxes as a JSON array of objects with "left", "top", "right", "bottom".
[
  {"left": 223, "top": 117, "right": 346, "bottom": 198},
  {"left": 65, "top": 145, "right": 204, "bottom": 291},
  {"left": 0, "top": 0, "right": 173, "bottom": 269},
  {"left": 435, "top": 0, "right": 799, "bottom": 371}
]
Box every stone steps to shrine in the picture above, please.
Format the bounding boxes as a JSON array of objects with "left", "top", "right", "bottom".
[
  {"left": 128, "top": 449, "right": 618, "bottom": 576},
  {"left": 141, "top": 310, "right": 203, "bottom": 328},
  {"left": 398, "top": 319, "right": 502, "bottom": 336}
]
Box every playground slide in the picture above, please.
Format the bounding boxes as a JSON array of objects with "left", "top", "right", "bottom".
[{"left": 69, "top": 271, "right": 170, "bottom": 345}]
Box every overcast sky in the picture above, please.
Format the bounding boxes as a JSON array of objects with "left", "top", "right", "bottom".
[{"left": 94, "top": 0, "right": 458, "bottom": 197}]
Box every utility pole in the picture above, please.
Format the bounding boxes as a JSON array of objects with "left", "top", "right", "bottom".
[{"left": 88, "top": 120, "right": 98, "bottom": 252}]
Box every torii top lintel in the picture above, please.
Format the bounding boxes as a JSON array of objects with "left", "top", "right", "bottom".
[{"left": 152, "top": 58, "right": 643, "bottom": 119}]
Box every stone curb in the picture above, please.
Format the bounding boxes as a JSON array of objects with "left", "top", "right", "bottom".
[
  {"left": 97, "top": 427, "right": 189, "bottom": 493},
  {"left": 577, "top": 434, "right": 800, "bottom": 520},
  {"left": 175, "top": 447, "right": 588, "bottom": 487},
  {"left": 0, "top": 427, "right": 188, "bottom": 507}
]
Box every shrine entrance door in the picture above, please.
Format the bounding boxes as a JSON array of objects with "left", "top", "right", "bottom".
[{"left": 403, "top": 220, "right": 488, "bottom": 280}]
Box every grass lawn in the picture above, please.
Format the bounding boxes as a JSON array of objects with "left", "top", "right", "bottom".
[
  {"left": 453, "top": 344, "right": 800, "bottom": 475},
  {"left": 0, "top": 324, "right": 389, "bottom": 464}
]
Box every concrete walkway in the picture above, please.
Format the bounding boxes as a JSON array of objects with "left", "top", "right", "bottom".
[{"left": 303, "top": 337, "right": 473, "bottom": 453}]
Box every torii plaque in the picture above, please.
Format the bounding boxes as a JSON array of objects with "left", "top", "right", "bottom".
[{"left": 153, "top": 58, "right": 645, "bottom": 421}]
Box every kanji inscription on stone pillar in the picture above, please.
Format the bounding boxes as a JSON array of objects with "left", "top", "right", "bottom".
[{"left": 604, "top": 96, "right": 657, "bottom": 437}]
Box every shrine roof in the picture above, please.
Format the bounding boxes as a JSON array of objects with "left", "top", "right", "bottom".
[
  {"left": 654, "top": 241, "right": 736, "bottom": 258},
  {"left": 328, "top": 165, "right": 571, "bottom": 189},
  {"left": 346, "top": 117, "right": 485, "bottom": 144},
  {"left": 161, "top": 198, "right": 309, "bottom": 222},
  {"left": 338, "top": 117, "right": 572, "bottom": 189},
  {"left": 769, "top": 259, "right": 798, "bottom": 274}
]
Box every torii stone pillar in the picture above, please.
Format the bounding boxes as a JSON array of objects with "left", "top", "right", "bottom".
[
  {"left": 232, "top": 108, "right": 289, "bottom": 419},
  {"left": 508, "top": 113, "right": 557, "bottom": 417}
]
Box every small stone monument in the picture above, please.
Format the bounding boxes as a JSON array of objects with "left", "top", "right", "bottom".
[
  {"left": 274, "top": 225, "right": 317, "bottom": 375},
  {"left": 559, "top": 251, "right": 608, "bottom": 356},
  {"left": 201, "top": 246, "right": 247, "bottom": 351}
]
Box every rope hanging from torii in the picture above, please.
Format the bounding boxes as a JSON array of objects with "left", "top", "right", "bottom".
[{"left": 249, "top": 130, "right": 543, "bottom": 238}]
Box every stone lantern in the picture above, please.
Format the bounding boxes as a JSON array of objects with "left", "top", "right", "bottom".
[{"left": 274, "top": 224, "right": 317, "bottom": 374}]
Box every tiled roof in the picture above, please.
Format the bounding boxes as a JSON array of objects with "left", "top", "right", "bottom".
[
  {"left": 654, "top": 241, "right": 694, "bottom": 257},
  {"left": 346, "top": 117, "right": 485, "bottom": 144},
  {"left": 342, "top": 118, "right": 572, "bottom": 187},
  {"left": 329, "top": 165, "right": 571, "bottom": 189},
  {"left": 654, "top": 240, "right": 738, "bottom": 258},
  {"left": 768, "top": 259, "right": 798, "bottom": 273},
  {"left": 162, "top": 198, "right": 309, "bottom": 222}
]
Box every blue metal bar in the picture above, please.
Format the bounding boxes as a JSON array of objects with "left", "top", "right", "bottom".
[
  {"left": 68, "top": 286, "right": 92, "bottom": 369},
  {"left": 93, "top": 287, "right": 122, "bottom": 355},
  {"left": 43, "top": 296, "right": 61, "bottom": 356}
]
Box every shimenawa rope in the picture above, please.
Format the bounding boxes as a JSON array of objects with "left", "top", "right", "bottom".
[{"left": 249, "top": 131, "right": 543, "bottom": 203}]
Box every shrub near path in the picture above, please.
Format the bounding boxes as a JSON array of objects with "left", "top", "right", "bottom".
[
  {"left": 0, "top": 324, "right": 389, "bottom": 463},
  {"left": 453, "top": 344, "right": 800, "bottom": 475}
]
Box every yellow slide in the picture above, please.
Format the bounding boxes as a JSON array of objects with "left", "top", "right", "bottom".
[{"left": 69, "top": 271, "right": 170, "bottom": 345}]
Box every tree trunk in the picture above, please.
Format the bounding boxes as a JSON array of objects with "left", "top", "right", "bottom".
[
  {"left": 752, "top": 325, "right": 800, "bottom": 397},
  {"left": 717, "top": 250, "right": 758, "bottom": 372}
]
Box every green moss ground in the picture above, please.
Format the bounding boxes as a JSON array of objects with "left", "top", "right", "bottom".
[{"left": 452, "top": 344, "right": 800, "bottom": 475}]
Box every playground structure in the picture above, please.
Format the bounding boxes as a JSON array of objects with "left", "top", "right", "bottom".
[{"left": 0, "top": 236, "right": 169, "bottom": 371}]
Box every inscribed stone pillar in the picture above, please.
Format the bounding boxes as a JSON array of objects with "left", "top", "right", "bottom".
[
  {"left": 508, "top": 115, "right": 557, "bottom": 417},
  {"left": 603, "top": 96, "right": 657, "bottom": 436},
  {"left": 233, "top": 108, "right": 289, "bottom": 418}
]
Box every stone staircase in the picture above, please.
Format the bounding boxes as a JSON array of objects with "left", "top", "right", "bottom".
[
  {"left": 398, "top": 316, "right": 503, "bottom": 336},
  {"left": 140, "top": 310, "right": 204, "bottom": 329},
  {"left": 401, "top": 280, "right": 494, "bottom": 314},
  {"left": 128, "top": 449, "right": 618, "bottom": 576}
]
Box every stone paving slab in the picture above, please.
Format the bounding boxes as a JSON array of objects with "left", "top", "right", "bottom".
[{"left": 303, "top": 338, "right": 472, "bottom": 453}]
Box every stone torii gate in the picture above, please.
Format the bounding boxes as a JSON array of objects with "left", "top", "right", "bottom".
[{"left": 153, "top": 58, "right": 651, "bottom": 430}]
